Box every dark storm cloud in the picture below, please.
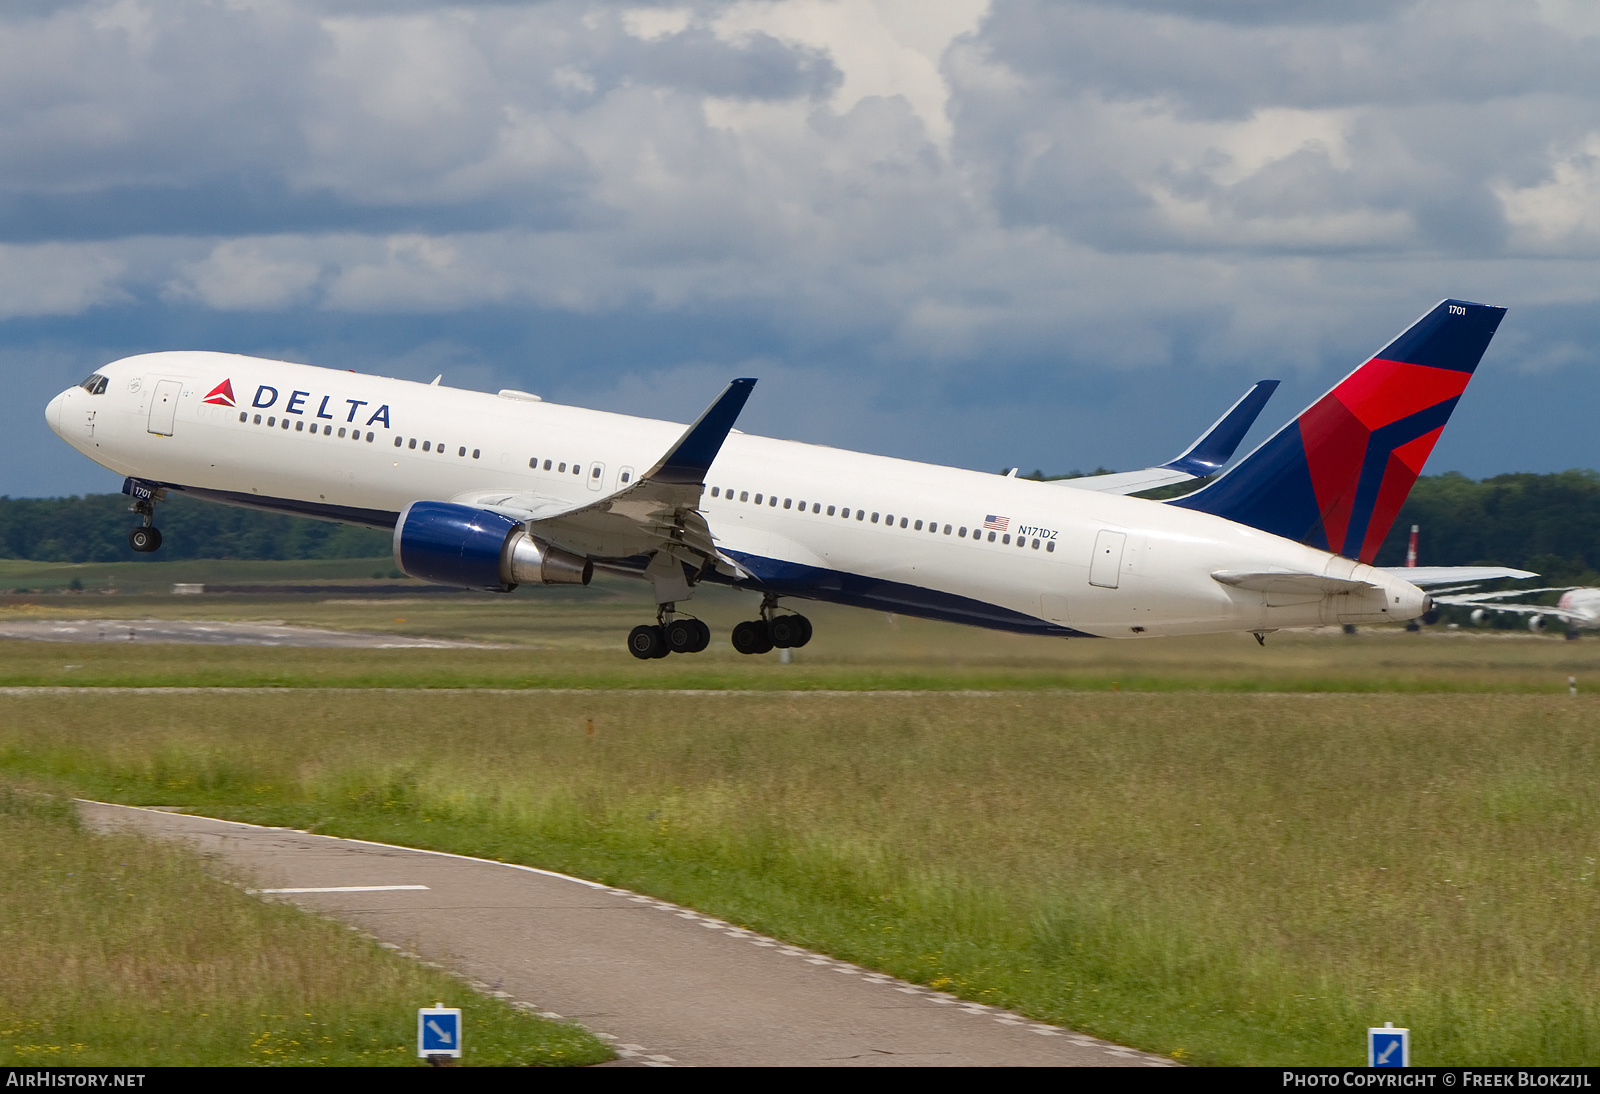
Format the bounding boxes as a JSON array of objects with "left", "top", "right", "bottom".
[{"left": 3, "top": 0, "right": 1599, "bottom": 498}]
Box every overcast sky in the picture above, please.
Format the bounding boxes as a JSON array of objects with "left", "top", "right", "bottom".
[{"left": 5, "top": 0, "right": 1600, "bottom": 498}]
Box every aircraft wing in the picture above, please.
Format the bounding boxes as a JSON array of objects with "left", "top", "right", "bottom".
[
  {"left": 1055, "top": 380, "right": 1278, "bottom": 496},
  {"left": 455, "top": 378, "right": 757, "bottom": 574},
  {"left": 1382, "top": 566, "right": 1539, "bottom": 588},
  {"left": 1433, "top": 600, "right": 1584, "bottom": 623}
]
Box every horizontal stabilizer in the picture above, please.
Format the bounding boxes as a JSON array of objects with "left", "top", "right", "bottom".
[
  {"left": 1385, "top": 565, "right": 1538, "bottom": 588},
  {"left": 1056, "top": 380, "right": 1278, "bottom": 496},
  {"left": 1212, "top": 570, "right": 1377, "bottom": 595}
]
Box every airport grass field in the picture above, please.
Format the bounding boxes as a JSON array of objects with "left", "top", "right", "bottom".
[{"left": 2, "top": 562, "right": 1598, "bottom": 1066}]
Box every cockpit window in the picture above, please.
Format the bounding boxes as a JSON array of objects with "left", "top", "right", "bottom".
[{"left": 79, "top": 373, "right": 108, "bottom": 395}]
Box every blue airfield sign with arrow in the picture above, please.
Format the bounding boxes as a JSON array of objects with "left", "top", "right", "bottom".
[{"left": 418, "top": 1005, "right": 463, "bottom": 1059}]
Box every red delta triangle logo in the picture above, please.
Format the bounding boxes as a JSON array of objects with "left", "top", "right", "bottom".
[{"left": 202, "top": 379, "right": 236, "bottom": 407}]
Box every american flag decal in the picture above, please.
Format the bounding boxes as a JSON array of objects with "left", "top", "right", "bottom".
[{"left": 984, "top": 515, "right": 1009, "bottom": 531}]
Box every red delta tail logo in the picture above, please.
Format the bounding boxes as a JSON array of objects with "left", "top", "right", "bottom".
[
  {"left": 1172, "top": 299, "right": 1506, "bottom": 562},
  {"left": 202, "top": 379, "right": 236, "bottom": 407},
  {"left": 1296, "top": 357, "right": 1468, "bottom": 562}
]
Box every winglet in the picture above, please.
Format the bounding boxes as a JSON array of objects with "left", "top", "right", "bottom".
[
  {"left": 1160, "top": 380, "right": 1279, "bottom": 477},
  {"left": 644, "top": 378, "right": 757, "bottom": 485}
]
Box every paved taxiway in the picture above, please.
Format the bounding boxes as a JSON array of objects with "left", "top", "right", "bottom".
[
  {"left": 80, "top": 801, "right": 1171, "bottom": 1068},
  {"left": 0, "top": 618, "right": 489, "bottom": 647}
]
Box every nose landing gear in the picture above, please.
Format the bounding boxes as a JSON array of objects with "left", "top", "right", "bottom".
[{"left": 127, "top": 489, "right": 164, "bottom": 553}]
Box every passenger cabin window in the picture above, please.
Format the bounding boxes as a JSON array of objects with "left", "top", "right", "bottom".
[
  {"left": 841, "top": 508, "right": 850, "bottom": 519},
  {"left": 621, "top": 471, "right": 631, "bottom": 483},
  {"left": 1047, "top": 541, "right": 1055, "bottom": 553},
  {"left": 591, "top": 466, "right": 600, "bottom": 479},
  {"left": 369, "top": 433, "right": 377, "bottom": 443},
  {"left": 827, "top": 505, "right": 836, "bottom": 516},
  {"left": 783, "top": 498, "right": 792, "bottom": 509},
  {"left": 544, "top": 460, "right": 553, "bottom": 470},
  {"left": 572, "top": 464, "right": 580, "bottom": 475},
  {"left": 267, "top": 417, "right": 276, "bottom": 427},
  {"left": 281, "top": 419, "right": 289, "bottom": 430},
  {"left": 338, "top": 427, "right": 346, "bottom": 438},
  {"left": 712, "top": 487, "right": 720, "bottom": 497},
  {"left": 755, "top": 494, "right": 763, "bottom": 505},
  {"left": 297, "top": 421, "right": 305, "bottom": 432},
  {"left": 943, "top": 524, "right": 952, "bottom": 535},
  {"left": 913, "top": 520, "right": 922, "bottom": 530},
  {"left": 740, "top": 491, "right": 749, "bottom": 502},
  {"left": 769, "top": 496, "right": 777, "bottom": 507},
  {"left": 409, "top": 438, "right": 417, "bottom": 449},
  {"left": 458, "top": 446, "right": 466, "bottom": 457},
  {"left": 422, "top": 441, "right": 430, "bottom": 451},
  {"left": 871, "top": 512, "right": 879, "bottom": 523},
  {"left": 987, "top": 531, "right": 996, "bottom": 542},
  {"left": 239, "top": 412, "right": 248, "bottom": 423},
  {"left": 253, "top": 414, "right": 262, "bottom": 425},
  {"left": 958, "top": 527, "right": 966, "bottom": 537},
  {"left": 558, "top": 462, "right": 566, "bottom": 472}
]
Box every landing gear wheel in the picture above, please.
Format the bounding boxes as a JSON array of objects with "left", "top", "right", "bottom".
[
  {"left": 792, "top": 614, "right": 813, "bottom": 648},
  {"left": 666, "top": 618, "right": 703, "bottom": 654},
  {"left": 690, "top": 619, "right": 711, "bottom": 652},
  {"left": 769, "top": 615, "right": 805, "bottom": 649},
  {"left": 628, "top": 624, "right": 668, "bottom": 660},
  {"left": 128, "top": 526, "right": 162, "bottom": 553},
  {"left": 731, "top": 619, "right": 773, "bottom": 655}
]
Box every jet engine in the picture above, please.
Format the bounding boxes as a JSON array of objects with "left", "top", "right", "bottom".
[
  {"left": 393, "top": 500, "right": 592, "bottom": 592},
  {"left": 1470, "top": 608, "right": 1488, "bottom": 626},
  {"left": 1528, "top": 613, "right": 1546, "bottom": 634}
]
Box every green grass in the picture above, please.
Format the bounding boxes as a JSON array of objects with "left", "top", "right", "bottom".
[
  {"left": 3, "top": 689, "right": 1597, "bottom": 1066},
  {"left": 0, "top": 784, "right": 611, "bottom": 1066}
]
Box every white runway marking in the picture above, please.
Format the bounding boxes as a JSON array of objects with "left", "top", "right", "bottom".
[{"left": 254, "top": 884, "right": 430, "bottom": 893}]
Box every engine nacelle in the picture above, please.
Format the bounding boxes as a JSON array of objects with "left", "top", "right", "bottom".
[
  {"left": 393, "top": 501, "right": 592, "bottom": 592},
  {"left": 1470, "top": 608, "right": 1488, "bottom": 626},
  {"left": 1529, "top": 613, "right": 1546, "bottom": 634}
]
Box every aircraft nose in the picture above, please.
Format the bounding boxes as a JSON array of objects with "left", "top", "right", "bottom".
[{"left": 46, "top": 389, "right": 68, "bottom": 437}]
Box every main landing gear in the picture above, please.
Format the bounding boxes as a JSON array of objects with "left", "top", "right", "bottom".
[
  {"left": 127, "top": 493, "right": 163, "bottom": 553},
  {"left": 624, "top": 596, "right": 813, "bottom": 659},
  {"left": 731, "top": 595, "right": 812, "bottom": 656},
  {"left": 628, "top": 605, "right": 712, "bottom": 660}
]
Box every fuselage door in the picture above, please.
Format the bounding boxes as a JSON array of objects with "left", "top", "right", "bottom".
[
  {"left": 1089, "top": 529, "right": 1127, "bottom": 589},
  {"left": 147, "top": 380, "right": 182, "bottom": 436}
]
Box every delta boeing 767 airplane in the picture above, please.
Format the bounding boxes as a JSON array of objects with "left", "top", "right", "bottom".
[{"left": 45, "top": 299, "right": 1530, "bottom": 659}]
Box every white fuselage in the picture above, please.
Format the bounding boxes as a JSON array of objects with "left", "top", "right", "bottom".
[
  {"left": 1557, "top": 590, "right": 1600, "bottom": 631},
  {"left": 46, "top": 351, "right": 1429, "bottom": 638}
]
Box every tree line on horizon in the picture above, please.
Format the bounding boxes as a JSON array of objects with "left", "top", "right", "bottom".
[{"left": 2, "top": 470, "right": 1598, "bottom": 585}]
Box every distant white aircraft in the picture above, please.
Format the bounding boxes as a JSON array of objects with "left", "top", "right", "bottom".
[
  {"left": 46, "top": 299, "right": 1527, "bottom": 658},
  {"left": 1396, "top": 524, "right": 1537, "bottom": 630},
  {"left": 1440, "top": 586, "right": 1600, "bottom": 639}
]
